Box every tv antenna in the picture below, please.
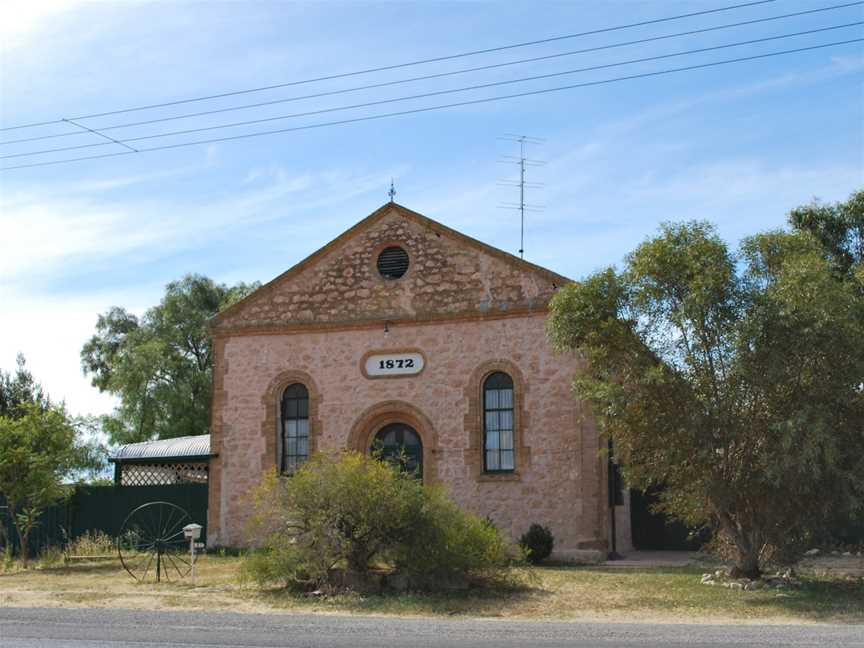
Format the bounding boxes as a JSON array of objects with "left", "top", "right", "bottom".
[{"left": 497, "top": 134, "right": 545, "bottom": 259}]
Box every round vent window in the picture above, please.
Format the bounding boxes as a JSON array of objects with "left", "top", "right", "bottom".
[{"left": 377, "top": 246, "right": 409, "bottom": 280}]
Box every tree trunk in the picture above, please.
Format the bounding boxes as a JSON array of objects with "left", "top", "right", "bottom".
[
  {"left": 19, "top": 531, "right": 29, "bottom": 568},
  {"left": 730, "top": 547, "right": 761, "bottom": 579},
  {"left": 347, "top": 543, "right": 369, "bottom": 574},
  {"left": 718, "top": 513, "right": 762, "bottom": 579},
  {"left": 11, "top": 514, "right": 29, "bottom": 568}
]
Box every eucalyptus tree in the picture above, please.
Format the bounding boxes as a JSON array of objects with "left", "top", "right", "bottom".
[
  {"left": 548, "top": 219, "right": 864, "bottom": 577},
  {"left": 789, "top": 189, "right": 863, "bottom": 277},
  {"left": 81, "top": 274, "right": 258, "bottom": 444},
  {"left": 0, "top": 354, "right": 49, "bottom": 418}
]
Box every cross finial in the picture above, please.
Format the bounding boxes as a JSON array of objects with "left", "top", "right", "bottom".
[{"left": 388, "top": 179, "right": 396, "bottom": 203}]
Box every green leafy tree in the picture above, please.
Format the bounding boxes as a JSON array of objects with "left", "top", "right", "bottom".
[
  {"left": 81, "top": 274, "right": 258, "bottom": 444},
  {"left": 0, "top": 404, "right": 80, "bottom": 565},
  {"left": 789, "top": 189, "right": 863, "bottom": 277},
  {"left": 547, "top": 220, "right": 864, "bottom": 578},
  {"left": 0, "top": 354, "right": 50, "bottom": 419},
  {"left": 0, "top": 354, "right": 106, "bottom": 481},
  {"left": 0, "top": 356, "right": 108, "bottom": 562}
]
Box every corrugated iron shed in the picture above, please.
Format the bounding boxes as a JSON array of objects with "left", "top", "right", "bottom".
[{"left": 111, "top": 434, "right": 212, "bottom": 462}]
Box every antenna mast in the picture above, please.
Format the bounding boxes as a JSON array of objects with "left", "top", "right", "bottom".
[{"left": 498, "top": 134, "right": 545, "bottom": 260}]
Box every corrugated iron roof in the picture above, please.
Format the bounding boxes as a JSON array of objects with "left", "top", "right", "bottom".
[{"left": 112, "top": 434, "right": 211, "bottom": 461}]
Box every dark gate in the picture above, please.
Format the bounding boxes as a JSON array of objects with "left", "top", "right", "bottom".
[
  {"left": 0, "top": 483, "right": 208, "bottom": 557},
  {"left": 630, "top": 487, "right": 706, "bottom": 550}
]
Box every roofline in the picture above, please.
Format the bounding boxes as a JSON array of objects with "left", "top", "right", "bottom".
[
  {"left": 211, "top": 201, "right": 572, "bottom": 329},
  {"left": 110, "top": 454, "right": 216, "bottom": 464}
]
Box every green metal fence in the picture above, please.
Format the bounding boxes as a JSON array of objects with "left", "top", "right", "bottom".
[{"left": 0, "top": 483, "right": 208, "bottom": 557}]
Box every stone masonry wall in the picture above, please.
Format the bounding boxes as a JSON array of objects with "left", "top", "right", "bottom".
[
  {"left": 209, "top": 313, "right": 608, "bottom": 558},
  {"left": 213, "top": 205, "right": 566, "bottom": 332}
]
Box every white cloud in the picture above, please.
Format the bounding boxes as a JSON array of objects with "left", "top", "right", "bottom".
[
  {"left": 0, "top": 197, "right": 162, "bottom": 282},
  {"left": 0, "top": 287, "right": 123, "bottom": 417},
  {"left": 0, "top": 161, "right": 411, "bottom": 418},
  {"left": 0, "top": 0, "right": 87, "bottom": 52},
  {"left": 0, "top": 162, "right": 404, "bottom": 286}
]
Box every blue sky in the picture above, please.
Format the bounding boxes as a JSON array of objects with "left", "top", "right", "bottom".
[{"left": 0, "top": 0, "right": 862, "bottom": 418}]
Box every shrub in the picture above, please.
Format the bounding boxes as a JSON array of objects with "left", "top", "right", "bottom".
[
  {"left": 520, "top": 524, "right": 554, "bottom": 564},
  {"left": 396, "top": 487, "right": 512, "bottom": 579},
  {"left": 244, "top": 452, "right": 515, "bottom": 590},
  {"left": 65, "top": 530, "right": 115, "bottom": 557}
]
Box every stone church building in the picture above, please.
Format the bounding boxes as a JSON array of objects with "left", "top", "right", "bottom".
[{"left": 207, "top": 202, "right": 631, "bottom": 558}]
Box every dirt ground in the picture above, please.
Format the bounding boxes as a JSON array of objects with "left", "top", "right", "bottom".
[
  {"left": 2, "top": 553, "right": 862, "bottom": 624},
  {"left": 798, "top": 552, "right": 864, "bottom": 579}
]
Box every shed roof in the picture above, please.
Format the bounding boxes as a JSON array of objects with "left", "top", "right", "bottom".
[{"left": 111, "top": 434, "right": 212, "bottom": 462}]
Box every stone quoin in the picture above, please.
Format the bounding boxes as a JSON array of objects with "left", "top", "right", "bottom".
[{"left": 207, "top": 202, "right": 632, "bottom": 558}]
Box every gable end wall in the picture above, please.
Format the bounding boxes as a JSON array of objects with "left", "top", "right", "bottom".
[{"left": 214, "top": 207, "right": 564, "bottom": 331}]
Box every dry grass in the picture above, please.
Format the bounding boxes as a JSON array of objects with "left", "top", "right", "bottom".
[
  {"left": 1, "top": 555, "right": 862, "bottom": 624},
  {"left": 63, "top": 531, "right": 115, "bottom": 558}
]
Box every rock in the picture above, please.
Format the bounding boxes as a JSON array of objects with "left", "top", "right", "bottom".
[
  {"left": 326, "top": 568, "right": 386, "bottom": 594},
  {"left": 832, "top": 550, "right": 842, "bottom": 556},
  {"left": 842, "top": 552, "right": 852, "bottom": 556},
  {"left": 714, "top": 569, "right": 726, "bottom": 578},
  {"left": 804, "top": 548, "right": 820, "bottom": 556}
]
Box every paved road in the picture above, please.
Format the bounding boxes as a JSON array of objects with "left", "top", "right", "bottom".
[{"left": 0, "top": 607, "right": 861, "bottom": 647}]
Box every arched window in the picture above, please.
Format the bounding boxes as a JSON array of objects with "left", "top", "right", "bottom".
[
  {"left": 280, "top": 383, "right": 309, "bottom": 473},
  {"left": 372, "top": 422, "right": 423, "bottom": 478},
  {"left": 483, "top": 372, "right": 515, "bottom": 472}
]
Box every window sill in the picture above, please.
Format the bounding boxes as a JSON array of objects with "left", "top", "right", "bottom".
[{"left": 477, "top": 471, "right": 521, "bottom": 482}]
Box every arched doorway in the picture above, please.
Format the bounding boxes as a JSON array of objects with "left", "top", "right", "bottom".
[{"left": 371, "top": 422, "right": 423, "bottom": 478}]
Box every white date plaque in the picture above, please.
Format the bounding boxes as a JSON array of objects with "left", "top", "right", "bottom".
[{"left": 364, "top": 352, "right": 424, "bottom": 377}]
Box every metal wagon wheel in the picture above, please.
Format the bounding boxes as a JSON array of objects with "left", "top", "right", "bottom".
[{"left": 117, "top": 501, "right": 192, "bottom": 582}]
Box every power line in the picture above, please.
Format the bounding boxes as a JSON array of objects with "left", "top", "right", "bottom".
[
  {"left": 0, "top": 0, "right": 781, "bottom": 132},
  {"left": 61, "top": 118, "right": 139, "bottom": 153},
  {"left": 3, "top": 1, "right": 858, "bottom": 147},
  {"left": 5, "top": 22, "right": 860, "bottom": 160},
  {"left": 3, "top": 38, "right": 860, "bottom": 172}
]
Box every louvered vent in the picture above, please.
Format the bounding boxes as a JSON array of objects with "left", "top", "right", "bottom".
[{"left": 377, "top": 246, "right": 409, "bottom": 279}]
